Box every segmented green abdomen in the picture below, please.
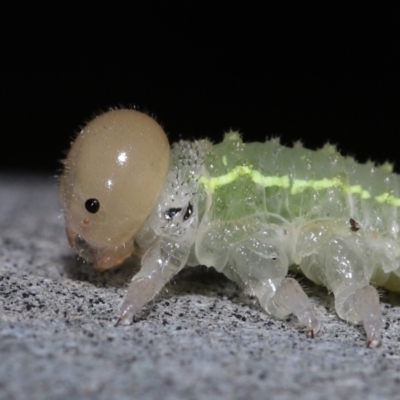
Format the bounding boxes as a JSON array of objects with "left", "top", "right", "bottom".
[
  {"left": 201, "top": 131, "right": 400, "bottom": 236},
  {"left": 201, "top": 132, "right": 271, "bottom": 221}
]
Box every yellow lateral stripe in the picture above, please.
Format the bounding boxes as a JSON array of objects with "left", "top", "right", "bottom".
[
  {"left": 200, "top": 165, "right": 400, "bottom": 206},
  {"left": 251, "top": 170, "right": 290, "bottom": 188},
  {"left": 343, "top": 184, "right": 371, "bottom": 199},
  {"left": 290, "top": 179, "right": 309, "bottom": 194},
  {"left": 200, "top": 165, "right": 290, "bottom": 192},
  {"left": 200, "top": 166, "right": 251, "bottom": 192},
  {"left": 291, "top": 177, "right": 343, "bottom": 194},
  {"left": 375, "top": 193, "right": 400, "bottom": 206}
]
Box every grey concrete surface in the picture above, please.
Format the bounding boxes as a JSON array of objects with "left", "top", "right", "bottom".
[{"left": 1, "top": 173, "right": 400, "bottom": 400}]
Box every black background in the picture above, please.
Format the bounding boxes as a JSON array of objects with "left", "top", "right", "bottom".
[{"left": 2, "top": 4, "right": 399, "bottom": 174}]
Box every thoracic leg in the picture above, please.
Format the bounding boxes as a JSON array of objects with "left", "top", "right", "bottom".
[
  {"left": 300, "top": 235, "right": 382, "bottom": 347},
  {"left": 227, "top": 236, "right": 319, "bottom": 335},
  {"left": 266, "top": 277, "right": 320, "bottom": 336},
  {"left": 117, "top": 238, "right": 190, "bottom": 325}
]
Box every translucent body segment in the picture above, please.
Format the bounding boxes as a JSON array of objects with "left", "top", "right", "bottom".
[
  {"left": 298, "top": 228, "right": 383, "bottom": 346},
  {"left": 118, "top": 140, "right": 205, "bottom": 323},
  {"left": 197, "top": 225, "right": 319, "bottom": 334},
  {"left": 228, "top": 235, "right": 319, "bottom": 334}
]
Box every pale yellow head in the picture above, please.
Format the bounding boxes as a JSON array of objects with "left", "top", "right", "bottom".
[{"left": 60, "top": 109, "right": 170, "bottom": 270}]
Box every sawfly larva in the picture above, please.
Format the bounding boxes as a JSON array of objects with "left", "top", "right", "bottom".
[{"left": 60, "top": 108, "right": 400, "bottom": 347}]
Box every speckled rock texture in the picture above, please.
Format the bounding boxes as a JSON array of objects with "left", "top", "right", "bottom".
[{"left": 1, "top": 173, "right": 400, "bottom": 400}]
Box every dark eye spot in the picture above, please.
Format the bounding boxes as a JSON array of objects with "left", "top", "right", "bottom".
[
  {"left": 85, "top": 198, "right": 100, "bottom": 214},
  {"left": 165, "top": 207, "right": 182, "bottom": 221},
  {"left": 183, "top": 202, "right": 193, "bottom": 221}
]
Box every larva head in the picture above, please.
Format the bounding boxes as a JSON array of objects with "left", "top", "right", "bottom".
[{"left": 60, "top": 109, "right": 170, "bottom": 271}]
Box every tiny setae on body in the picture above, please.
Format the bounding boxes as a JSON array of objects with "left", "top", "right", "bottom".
[{"left": 60, "top": 109, "right": 400, "bottom": 347}]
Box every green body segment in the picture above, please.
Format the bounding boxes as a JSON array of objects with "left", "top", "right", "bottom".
[
  {"left": 193, "top": 131, "right": 400, "bottom": 292},
  {"left": 200, "top": 131, "right": 400, "bottom": 233}
]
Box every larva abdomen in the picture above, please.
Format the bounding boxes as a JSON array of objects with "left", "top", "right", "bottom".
[
  {"left": 201, "top": 132, "right": 400, "bottom": 274},
  {"left": 195, "top": 132, "right": 400, "bottom": 345}
]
